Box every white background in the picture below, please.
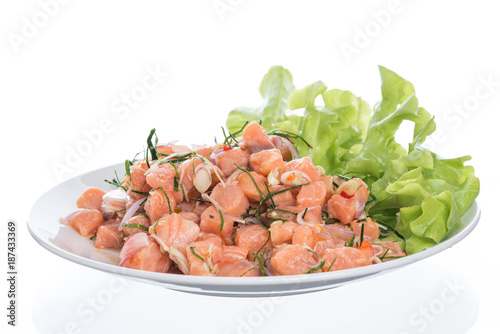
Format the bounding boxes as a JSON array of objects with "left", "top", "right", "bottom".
[{"left": 1, "top": 0, "right": 499, "bottom": 333}]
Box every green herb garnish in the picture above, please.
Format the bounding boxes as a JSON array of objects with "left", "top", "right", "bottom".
[
  {"left": 190, "top": 246, "right": 212, "bottom": 273},
  {"left": 122, "top": 223, "right": 148, "bottom": 231},
  {"left": 125, "top": 159, "right": 131, "bottom": 177},
  {"left": 326, "top": 256, "right": 338, "bottom": 272},
  {"left": 157, "top": 186, "right": 173, "bottom": 214},
  {"left": 147, "top": 128, "right": 158, "bottom": 161},
  {"left": 239, "top": 267, "right": 255, "bottom": 277},
  {"left": 346, "top": 234, "right": 355, "bottom": 247},
  {"left": 267, "top": 129, "right": 312, "bottom": 149},
  {"left": 234, "top": 163, "right": 265, "bottom": 200},
  {"left": 219, "top": 208, "right": 225, "bottom": 233}
]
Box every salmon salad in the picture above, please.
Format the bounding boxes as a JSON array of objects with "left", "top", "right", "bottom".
[
  {"left": 63, "top": 121, "right": 405, "bottom": 277},
  {"left": 62, "top": 65, "right": 480, "bottom": 277}
]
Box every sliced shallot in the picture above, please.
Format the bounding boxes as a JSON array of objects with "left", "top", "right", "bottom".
[{"left": 119, "top": 232, "right": 150, "bottom": 266}]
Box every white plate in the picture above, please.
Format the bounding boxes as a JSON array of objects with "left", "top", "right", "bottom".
[{"left": 28, "top": 162, "right": 481, "bottom": 297}]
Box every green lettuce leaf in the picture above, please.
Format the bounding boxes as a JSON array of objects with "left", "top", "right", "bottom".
[
  {"left": 224, "top": 65, "right": 480, "bottom": 255},
  {"left": 369, "top": 149, "right": 479, "bottom": 253},
  {"left": 226, "top": 66, "right": 294, "bottom": 132},
  {"left": 343, "top": 66, "right": 436, "bottom": 179}
]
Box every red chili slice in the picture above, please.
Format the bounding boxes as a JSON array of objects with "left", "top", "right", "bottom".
[{"left": 340, "top": 191, "right": 355, "bottom": 199}]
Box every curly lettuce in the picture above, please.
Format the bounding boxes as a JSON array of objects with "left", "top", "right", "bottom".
[{"left": 225, "top": 65, "right": 480, "bottom": 254}]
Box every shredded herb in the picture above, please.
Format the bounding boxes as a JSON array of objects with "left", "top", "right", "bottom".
[
  {"left": 104, "top": 170, "right": 127, "bottom": 191},
  {"left": 321, "top": 210, "right": 330, "bottom": 223},
  {"left": 251, "top": 232, "right": 271, "bottom": 276},
  {"left": 302, "top": 207, "right": 309, "bottom": 219},
  {"left": 239, "top": 267, "right": 255, "bottom": 277},
  {"left": 190, "top": 246, "right": 212, "bottom": 273},
  {"left": 122, "top": 223, "right": 148, "bottom": 231},
  {"left": 157, "top": 186, "right": 173, "bottom": 214},
  {"left": 232, "top": 120, "right": 249, "bottom": 137},
  {"left": 267, "top": 129, "right": 313, "bottom": 148},
  {"left": 263, "top": 182, "right": 275, "bottom": 208},
  {"left": 334, "top": 173, "right": 351, "bottom": 181},
  {"left": 359, "top": 222, "right": 365, "bottom": 246},
  {"left": 379, "top": 248, "right": 390, "bottom": 261},
  {"left": 188, "top": 197, "right": 211, "bottom": 204},
  {"left": 219, "top": 208, "right": 225, "bottom": 233},
  {"left": 304, "top": 248, "right": 325, "bottom": 274},
  {"left": 101, "top": 209, "right": 126, "bottom": 214},
  {"left": 168, "top": 162, "right": 186, "bottom": 201},
  {"left": 326, "top": 256, "right": 338, "bottom": 272},
  {"left": 209, "top": 215, "right": 214, "bottom": 219},
  {"left": 306, "top": 259, "right": 325, "bottom": 274},
  {"left": 139, "top": 196, "right": 149, "bottom": 206},
  {"left": 145, "top": 145, "right": 150, "bottom": 168},
  {"left": 221, "top": 122, "right": 247, "bottom": 147},
  {"left": 373, "top": 219, "right": 407, "bottom": 251},
  {"left": 345, "top": 234, "right": 355, "bottom": 247},
  {"left": 105, "top": 170, "right": 149, "bottom": 195},
  {"left": 125, "top": 159, "right": 131, "bottom": 177},
  {"left": 234, "top": 163, "right": 265, "bottom": 200},
  {"left": 254, "top": 182, "right": 309, "bottom": 228},
  {"left": 152, "top": 217, "right": 161, "bottom": 234},
  {"left": 90, "top": 235, "right": 96, "bottom": 241},
  {"left": 158, "top": 151, "right": 208, "bottom": 165},
  {"left": 147, "top": 128, "right": 158, "bottom": 161},
  {"left": 264, "top": 208, "right": 297, "bottom": 222},
  {"left": 131, "top": 189, "right": 150, "bottom": 195}
]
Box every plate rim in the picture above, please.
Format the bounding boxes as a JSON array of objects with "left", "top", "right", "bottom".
[{"left": 27, "top": 162, "right": 481, "bottom": 293}]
